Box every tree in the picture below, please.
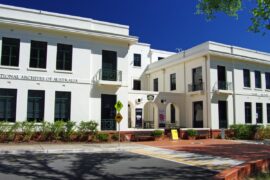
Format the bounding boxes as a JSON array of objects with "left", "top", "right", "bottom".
[{"left": 196, "top": 0, "right": 270, "bottom": 34}]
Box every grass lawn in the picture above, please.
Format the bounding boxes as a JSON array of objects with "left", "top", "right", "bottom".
[{"left": 248, "top": 172, "right": 270, "bottom": 180}]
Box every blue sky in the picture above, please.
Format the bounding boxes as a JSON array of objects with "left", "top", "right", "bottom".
[{"left": 0, "top": 0, "right": 269, "bottom": 53}]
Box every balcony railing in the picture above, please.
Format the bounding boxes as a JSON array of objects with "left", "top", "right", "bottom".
[
  {"left": 99, "top": 69, "right": 122, "bottom": 81},
  {"left": 188, "top": 82, "right": 204, "bottom": 92},
  {"left": 217, "top": 81, "right": 232, "bottom": 90}
]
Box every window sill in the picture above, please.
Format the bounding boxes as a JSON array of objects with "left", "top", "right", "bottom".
[
  {"left": 54, "top": 70, "right": 73, "bottom": 74},
  {"left": 27, "top": 68, "right": 47, "bottom": 72},
  {"left": 133, "top": 66, "right": 142, "bottom": 69},
  {"left": 0, "top": 65, "right": 20, "bottom": 70},
  {"left": 254, "top": 88, "right": 263, "bottom": 91},
  {"left": 243, "top": 87, "right": 251, "bottom": 90},
  {"left": 265, "top": 89, "right": 270, "bottom": 92}
]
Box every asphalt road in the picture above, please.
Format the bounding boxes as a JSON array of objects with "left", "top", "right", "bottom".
[{"left": 0, "top": 152, "right": 217, "bottom": 180}]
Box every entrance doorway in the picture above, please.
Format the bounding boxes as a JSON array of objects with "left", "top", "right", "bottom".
[
  {"left": 101, "top": 94, "right": 116, "bottom": 130},
  {"left": 218, "top": 101, "right": 228, "bottom": 129},
  {"left": 193, "top": 101, "right": 203, "bottom": 128}
]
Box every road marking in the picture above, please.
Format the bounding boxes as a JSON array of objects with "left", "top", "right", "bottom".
[{"left": 129, "top": 147, "right": 244, "bottom": 172}]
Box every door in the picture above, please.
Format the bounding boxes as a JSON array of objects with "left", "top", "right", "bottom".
[
  {"left": 102, "top": 50, "right": 117, "bottom": 81},
  {"left": 218, "top": 101, "right": 228, "bottom": 129},
  {"left": 101, "top": 94, "right": 116, "bottom": 130},
  {"left": 193, "top": 101, "right": 203, "bottom": 128},
  {"left": 217, "top": 66, "right": 226, "bottom": 90},
  {"left": 135, "top": 108, "right": 142, "bottom": 128}
]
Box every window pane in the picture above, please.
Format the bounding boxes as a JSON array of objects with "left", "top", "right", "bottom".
[
  {"left": 255, "top": 71, "right": 261, "bottom": 88},
  {"left": 134, "top": 54, "right": 141, "bottom": 67},
  {"left": 133, "top": 80, "right": 141, "bottom": 90},
  {"left": 170, "top": 73, "right": 176, "bottom": 91},
  {"left": 30, "top": 41, "right": 47, "bottom": 68},
  {"left": 1, "top": 37, "right": 20, "bottom": 66},
  {"left": 256, "top": 103, "right": 263, "bottom": 124},
  {"left": 154, "top": 78, "right": 158, "bottom": 91},
  {"left": 266, "top": 73, "right": 270, "bottom": 89},
  {"left": 0, "top": 88, "right": 17, "bottom": 122},
  {"left": 27, "top": 90, "right": 45, "bottom": 122},
  {"left": 243, "top": 69, "right": 251, "bottom": 87},
  {"left": 56, "top": 44, "right": 72, "bottom": 71},
  {"left": 267, "top": 104, "right": 270, "bottom": 124},
  {"left": 245, "top": 102, "right": 252, "bottom": 124},
  {"left": 54, "top": 91, "right": 71, "bottom": 122}
]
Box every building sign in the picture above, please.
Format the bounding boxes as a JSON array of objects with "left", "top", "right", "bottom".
[
  {"left": 0, "top": 74, "right": 78, "bottom": 83},
  {"left": 135, "top": 108, "right": 142, "bottom": 128},
  {"left": 171, "top": 129, "right": 179, "bottom": 140}
]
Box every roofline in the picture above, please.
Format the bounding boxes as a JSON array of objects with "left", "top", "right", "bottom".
[
  {"left": 0, "top": 4, "right": 129, "bottom": 29},
  {"left": 146, "top": 41, "right": 270, "bottom": 73}
]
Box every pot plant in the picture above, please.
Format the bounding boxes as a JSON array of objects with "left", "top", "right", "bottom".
[
  {"left": 152, "top": 130, "right": 164, "bottom": 141},
  {"left": 186, "top": 129, "right": 197, "bottom": 140}
]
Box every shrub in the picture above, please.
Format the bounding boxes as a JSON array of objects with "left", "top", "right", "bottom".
[
  {"left": 21, "top": 121, "right": 36, "bottom": 142},
  {"left": 50, "top": 121, "right": 65, "bottom": 141},
  {"left": 186, "top": 129, "right": 197, "bottom": 137},
  {"left": 38, "top": 121, "right": 51, "bottom": 141},
  {"left": 96, "top": 133, "right": 109, "bottom": 142},
  {"left": 0, "top": 122, "right": 9, "bottom": 141},
  {"left": 78, "top": 121, "right": 98, "bottom": 137},
  {"left": 151, "top": 130, "right": 164, "bottom": 137},
  {"left": 111, "top": 133, "right": 119, "bottom": 141},
  {"left": 64, "top": 121, "right": 76, "bottom": 141},
  {"left": 230, "top": 124, "right": 260, "bottom": 140},
  {"left": 6, "top": 122, "right": 20, "bottom": 141}
]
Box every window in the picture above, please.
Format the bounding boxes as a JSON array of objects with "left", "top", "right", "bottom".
[
  {"left": 55, "top": 92, "right": 71, "bottom": 122},
  {"left": 30, "top": 40, "right": 47, "bottom": 69},
  {"left": 1, "top": 37, "right": 20, "bottom": 66},
  {"left": 245, "top": 102, "right": 252, "bottom": 124},
  {"left": 0, "top": 89, "right": 17, "bottom": 122},
  {"left": 267, "top": 104, "right": 270, "bottom": 124},
  {"left": 153, "top": 78, "right": 158, "bottom": 91},
  {"left": 133, "top": 54, "right": 141, "bottom": 67},
  {"left": 256, "top": 103, "right": 263, "bottom": 124},
  {"left": 56, "top": 44, "right": 72, "bottom": 71},
  {"left": 243, "top": 69, "right": 251, "bottom": 88},
  {"left": 265, "top": 72, "right": 270, "bottom": 89},
  {"left": 133, "top": 80, "right": 141, "bottom": 90},
  {"left": 255, "top": 71, "right": 261, "bottom": 88},
  {"left": 170, "top": 73, "right": 176, "bottom": 91},
  {"left": 158, "top": 57, "right": 164, "bottom": 60},
  {"left": 27, "top": 90, "right": 45, "bottom": 122}
]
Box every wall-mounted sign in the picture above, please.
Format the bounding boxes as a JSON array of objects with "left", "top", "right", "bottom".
[
  {"left": 147, "top": 95, "right": 154, "bottom": 101},
  {"left": 0, "top": 73, "right": 78, "bottom": 83},
  {"left": 135, "top": 108, "right": 142, "bottom": 128}
]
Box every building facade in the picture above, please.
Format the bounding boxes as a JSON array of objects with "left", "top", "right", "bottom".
[{"left": 0, "top": 4, "right": 270, "bottom": 131}]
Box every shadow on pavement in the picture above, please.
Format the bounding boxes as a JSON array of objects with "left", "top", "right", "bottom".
[{"left": 0, "top": 152, "right": 217, "bottom": 180}]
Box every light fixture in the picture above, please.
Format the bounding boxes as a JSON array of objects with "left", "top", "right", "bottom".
[{"left": 161, "top": 99, "right": 166, "bottom": 104}]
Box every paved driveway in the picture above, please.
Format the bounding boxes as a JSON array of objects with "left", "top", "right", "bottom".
[{"left": 0, "top": 152, "right": 216, "bottom": 180}]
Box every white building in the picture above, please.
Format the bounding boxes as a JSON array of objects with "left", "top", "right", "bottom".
[{"left": 0, "top": 4, "right": 270, "bottom": 132}]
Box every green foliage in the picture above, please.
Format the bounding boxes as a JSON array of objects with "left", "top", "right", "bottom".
[
  {"left": 197, "top": 0, "right": 270, "bottom": 33},
  {"left": 186, "top": 129, "right": 197, "bottom": 137},
  {"left": 230, "top": 124, "right": 260, "bottom": 140},
  {"left": 78, "top": 121, "right": 98, "bottom": 136},
  {"left": 96, "top": 133, "right": 109, "bottom": 142},
  {"left": 111, "top": 133, "right": 119, "bottom": 141},
  {"left": 151, "top": 130, "right": 164, "bottom": 137},
  {"left": 38, "top": 121, "right": 51, "bottom": 141},
  {"left": 50, "top": 121, "right": 65, "bottom": 140},
  {"left": 64, "top": 121, "right": 76, "bottom": 141},
  {"left": 0, "top": 122, "right": 9, "bottom": 138},
  {"left": 6, "top": 122, "right": 20, "bottom": 141},
  {"left": 21, "top": 121, "right": 36, "bottom": 142}
]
